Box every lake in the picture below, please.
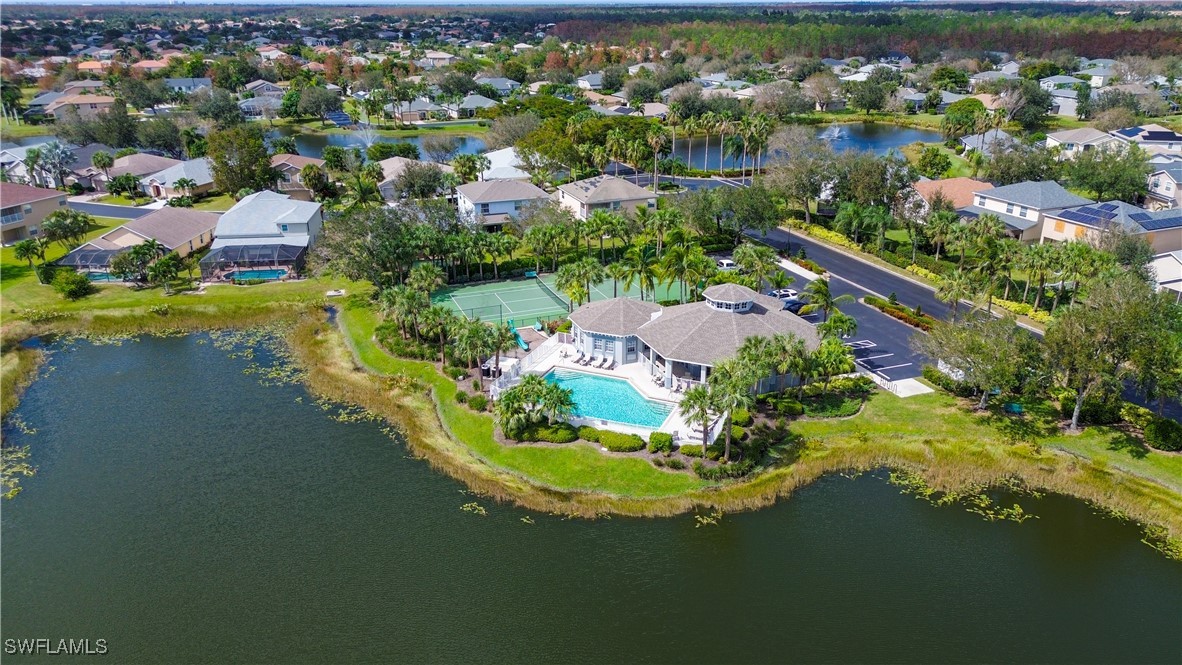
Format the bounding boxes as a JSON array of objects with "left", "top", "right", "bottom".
[
  {"left": 269, "top": 125, "right": 486, "bottom": 160},
  {"left": 671, "top": 122, "right": 943, "bottom": 170},
  {"left": 2, "top": 335, "right": 1179, "bottom": 664}
]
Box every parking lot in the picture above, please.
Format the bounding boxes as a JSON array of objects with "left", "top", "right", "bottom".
[{"left": 712, "top": 251, "right": 932, "bottom": 383}]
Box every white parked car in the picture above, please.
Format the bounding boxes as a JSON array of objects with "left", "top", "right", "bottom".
[
  {"left": 716, "top": 259, "right": 736, "bottom": 270},
  {"left": 768, "top": 288, "right": 798, "bottom": 299}
]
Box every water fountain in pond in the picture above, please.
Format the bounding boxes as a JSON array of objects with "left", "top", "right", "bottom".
[{"left": 819, "top": 125, "right": 846, "bottom": 141}]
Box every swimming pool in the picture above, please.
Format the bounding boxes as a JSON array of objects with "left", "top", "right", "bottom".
[
  {"left": 86, "top": 272, "right": 122, "bottom": 282},
  {"left": 227, "top": 269, "right": 288, "bottom": 281},
  {"left": 543, "top": 368, "right": 674, "bottom": 429}
]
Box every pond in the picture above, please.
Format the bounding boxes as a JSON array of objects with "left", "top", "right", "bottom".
[
  {"left": 672, "top": 122, "right": 943, "bottom": 170},
  {"left": 268, "top": 125, "right": 486, "bottom": 160},
  {"left": 2, "top": 335, "right": 1179, "bottom": 664}
]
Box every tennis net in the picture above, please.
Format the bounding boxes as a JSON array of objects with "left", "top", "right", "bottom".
[{"left": 536, "top": 277, "right": 571, "bottom": 312}]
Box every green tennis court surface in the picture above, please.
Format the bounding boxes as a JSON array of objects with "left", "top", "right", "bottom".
[{"left": 432, "top": 275, "right": 682, "bottom": 325}]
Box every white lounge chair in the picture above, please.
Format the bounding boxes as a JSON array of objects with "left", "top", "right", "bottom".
[
  {"left": 597, "top": 356, "right": 610, "bottom": 369},
  {"left": 605, "top": 358, "right": 616, "bottom": 370}
]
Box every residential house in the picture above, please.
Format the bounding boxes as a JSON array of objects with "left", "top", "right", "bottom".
[
  {"left": 76, "top": 61, "right": 107, "bottom": 75},
  {"left": 1042, "top": 201, "right": 1182, "bottom": 254},
  {"left": 0, "top": 182, "right": 68, "bottom": 244},
  {"left": 450, "top": 93, "right": 498, "bottom": 118},
  {"left": 473, "top": 76, "right": 519, "bottom": 96},
  {"left": 479, "top": 147, "right": 531, "bottom": 182},
  {"left": 456, "top": 180, "right": 550, "bottom": 230},
  {"left": 164, "top": 77, "right": 212, "bottom": 95},
  {"left": 44, "top": 95, "right": 117, "bottom": 120},
  {"left": 968, "top": 70, "right": 1018, "bottom": 91},
  {"left": 1075, "top": 66, "right": 1115, "bottom": 88},
  {"left": 1150, "top": 251, "right": 1182, "bottom": 302},
  {"left": 140, "top": 158, "right": 215, "bottom": 200},
  {"left": 1110, "top": 124, "right": 1182, "bottom": 152},
  {"left": 998, "top": 60, "right": 1022, "bottom": 76},
  {"left": 244, "top": 79, "right": 286, "bottom": 97},
  {"left": 555, "top": 175, "right": 656, "bottom": 220},
  {"left": 577, "top": 72, "right": 604, "bottom": 91},
  {"left": 131, "top": 59, "right": 169, "bottom": 74},
  {"left": 910, "top": 177, "right": 993, "bottom": 219},
  {"left": 902, "top": 90, "right": 966, "bottom": 114},
  {"left": 1043, "top": 127, "right": 1120, "bottom": 160},
  {"left": 106, "top": 153, "right": 182, "bottom": 182},
  {"left": 58, "top": 207, "right": 220, "bottom": 271},
  {"left": 271, "top": 154, "right": 326, "bottom": 201},
  {"left": 959, "top": 180, "right": 1093, "bottom": 242},
  {"left": 1039, "top": 75, "right": 1086, "bottom": 91},
  {"left": 257, "top": 47, "right": 285, "bottom": 63},
  {"left": 567, "top": 284, "right": 819, "bottom": 391},
  {"left": 628, "top": 62, "right": 659, "bottom": 76},
  {"left": 200, "top": 191, "right": 323, "bottom": 280},
  {"left": 25, "top": 90, "right": 64, "bottom": 118},
  {"left": 1146, "top": 165, "right": 1182, "bottom": 211},
  {"left": 512, "top": 43, "right": 533, "bottom": 54},
  {"left": 582, "top": 90, "right": 625, "bottom": 106},
  {"left": 384, "top": 99, "right": 445, "bottom": 123},
  {"left": 422, "top": 50, "right": 457, "bottom": 68},
  {"left": 376, "top": 156, "right": 454, "bottom": 199},
  {"left": 239, "top": 95, "right": 283, "bottom": 118},
  {"left": 1049, "top": 88, "right": 1079, "bottom": 118},
  {"left": 61, "top": 80, "right": 106, "bottom": 95},
  {"left": 960, "top": 129, "right": 1016, "bottom": 158}
]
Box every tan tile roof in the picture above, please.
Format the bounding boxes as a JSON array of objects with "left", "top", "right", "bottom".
[
  {"left": 0, "top": 182, "right": 65, "bottom": 207},
  {"left": 913, "top": 177, "right": 993, "bottom": 210},
  {"left": 569, "top": 298, "right": 661, "bottom": 336},
  {"left": 271, "top": 154, "right": 326, "bottom": 170},
  {"left": 557, "top": 175, "right": 654, "bottom": 204}
]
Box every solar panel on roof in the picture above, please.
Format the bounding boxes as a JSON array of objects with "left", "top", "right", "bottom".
[
  {"left": 1140, "top": 215, "right": 1182, "bottom": 232},
  {"left": 1097, "top": 203, "right": 1119, "bottom": 212}
]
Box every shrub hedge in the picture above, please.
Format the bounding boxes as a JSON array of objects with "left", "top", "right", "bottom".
[
  {"left": 648, "top": 432, "right": 674, "bottom": 454},
  {"left": 1145, "top": 419, "right": 1182, "bottom": 451},
  {"left": 679, "top": 444, "right": 704, "bottom": 458},
  {"left": 599, "top": 431, "right": 646, "bottom": 452},
  {"left": 577, "top": 426, "right": 601, "bottom": 442},
  {"left": 693, "top": 459, "right": 756, "bottom": 480},
  {"left": 517, "top": 422, "right": 579, "bottom": 443},
  {"left": 864, "top": 295, "right": 937, "bottom": 331},
  {"left": 731, "top": 408, "right": 752, "bottom": 427},
  {"left": 468, "top": 394, "right": 488, "bottom": 412}
]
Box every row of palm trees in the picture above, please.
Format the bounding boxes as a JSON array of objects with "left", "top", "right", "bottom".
[
  {"left": 679, "top": 329, "right": 857, "bottom": 463},
  {"left": 492, "top": 374, "right": 576, "bottom": 441}
]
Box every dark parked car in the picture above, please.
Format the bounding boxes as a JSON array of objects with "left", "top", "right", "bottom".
[{"left": 782, "top": 297, "right": 806, "bottom": 314}]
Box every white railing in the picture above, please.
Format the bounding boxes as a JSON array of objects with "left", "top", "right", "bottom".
[
  {"left": 490, "top": 332, "right": 570, "bottom": 397},
  {"left": 857, "top": 368, "right": 899, "bottom": 396}
]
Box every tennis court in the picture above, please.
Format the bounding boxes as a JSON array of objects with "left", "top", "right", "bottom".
[{"left": 433, "top": 275, "right": 683, "bottom": 325}]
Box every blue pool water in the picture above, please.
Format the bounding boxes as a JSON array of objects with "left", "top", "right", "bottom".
[
  {"left": 86, "top": 272, "right": 122, "bottom": 282},
  {"left": 543, "top": 368, "right": 674, "bottom": 429},
  {"left": 227, "top": 269, "right": 288, "bottom": 281}
]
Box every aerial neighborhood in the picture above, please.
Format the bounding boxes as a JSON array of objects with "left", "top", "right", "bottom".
[{"left": 1, "top": 4, "right": 1180, "bottom": 504}]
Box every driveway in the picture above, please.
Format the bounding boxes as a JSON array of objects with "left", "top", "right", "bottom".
[{"left": 69, "top": 202, "right": 155, "bottom": 219}]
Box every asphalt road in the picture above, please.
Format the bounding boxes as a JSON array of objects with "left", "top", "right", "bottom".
[
  {"left": 68, "top": 202, "right": 154, "bottom": 219},
  {"left": 746, "top": 226, "right": 1181, "bottom": 421}
]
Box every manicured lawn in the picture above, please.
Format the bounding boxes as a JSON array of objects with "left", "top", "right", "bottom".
[
  {"left": 192, "top": 193, "right": 236, "bottom": 212},
  {"left": 94, "top": 194, "right": 149, "bottom": 206},
  {"left": 900, "top": 142, "right": 975, "bottom": 178},
  {"left": 271, "top": 117, "right": 487, "bottom": 138},
  {"left": 1, "top": 216, "right": 125, "bottom": 294},
  {"left": 0, "top": 118, "right": 53, "bottom": 140},
  {"left": 339, "top": 306, "right": 708, "bottom": 497}
]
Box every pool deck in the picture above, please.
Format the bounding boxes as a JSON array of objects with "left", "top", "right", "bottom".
[{"left": 520, "top": 343, "right": 715, "bottom": 443}]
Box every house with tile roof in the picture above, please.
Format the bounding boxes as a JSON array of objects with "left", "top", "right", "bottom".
[
  {"left": 456, "top": 180, "right": 550, "bottom": 230},
  {"left": 1042, "top": 201, "right": 1182, "bottom": 254},
  {"left": 271, "top": 154, "right": 326, "bottom": 200},
  {"left": 58, "top": 208, "right": 220, "bottom": 271},
  {"left": 140, "top": 157, "right": 215, "bottom": 199},
  {"left": 0, "top": 182, "right": 68, "bottom": 244},
  {"left": 199, "top": 191, "right": 322, "bottom": 280},
  {"left": 1045, "top": 127, "right": 1121, "bottom": 160},
  {"left": 1146, "top": 165, "right": 1182, "bottom": 211},
  {"left": 555, "top": 175, "right": 656, "bottom": 220}
]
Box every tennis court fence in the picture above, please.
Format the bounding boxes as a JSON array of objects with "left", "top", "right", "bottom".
[{"left": 490, "top": 332, "right": 571, "bottom": 398}]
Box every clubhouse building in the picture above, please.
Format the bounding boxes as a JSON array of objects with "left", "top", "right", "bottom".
[{"left": 567, "top": 284, "right": 820, "bottom": 393}]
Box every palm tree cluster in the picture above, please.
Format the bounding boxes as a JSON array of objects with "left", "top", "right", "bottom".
[{"left": 493, "top": 374, "right": 577, "bottom": 440}]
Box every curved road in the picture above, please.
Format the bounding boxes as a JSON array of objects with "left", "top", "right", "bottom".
[{"left": 748, "top": 226, "right": 1181, "bottom": 421}]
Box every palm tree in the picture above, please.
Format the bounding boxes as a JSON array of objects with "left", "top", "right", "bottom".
[
  {"left": 811, "top": 336, "right": 855, "bottom": 395},
  {"left": 770, "top": 332, "right": 811, "bottom": 398},
  {"left": 1053, "top": 241, "right": 1093, "bottom": 310},
  {"left": 606, "top": 128, "right": 627, "bottom": 176},
  {"left": 996, "top": 238, "right": 1023, "bottom": 302},
  {"left": 818, "top": 310, "right": 858, "bottom": 339},
  {"left": 936, "top": 268, "right": 977, "bottom": 317},
  {"left": 173, "top": 177, "right": 198, "bottom": 198},
  {"left": 947, "top": 222, "right": 974, "bottom": 269},
  {"left": 38, "top": 142, "right": 76, "bottom": 189},
  {"left": 699, "top": 111, "right": 718, "bottom": 173},
  {"left": 715, "top": 112, "right": 734, "bottom": 176},
  {"left": 91, "top": 151, "right": 114, "bottom": 183},
  {"left": 12, "top": 238, "right": 44, "bottom": 269},
  {"left": 708, "top": 357, "right": 756, "bottom": 462},
  {"left": 800, "top": 277, "right": 854, "bottom": 322},
  {"left": 606, "top": 261, "right": 629, "bottom": 298},
  {"left": 454, "top": 319, "right": 493, "bottom": 391},
  {"left": 379, "top": 285, "right": 415, "bottom": 339},
  {"left": 731, "top": 242, "right": 779, "bottom": 289},
  {"left": 644, "top": 207, "right": 681, "bottom": 258},
  {"left": 555, "top": 262, "right": 588, "bottom": 309},
  {"left": 408, "top": 262, "right": 445, "bottom": 296},
  {"left": 420, "top": 304, "right": 457, "bottom": 363},
  {"left": 681, "top": 115, "right": 699, "bottom": 173},
  {"left": 926, "top": 209, "right": 958, "bottom": 262},
  {"left": 488, "top": 323, "right": 519, "bottom": 376},
  {"left": 22, "top": 148, "right": 42, "bottom": 187},
  {"left": 487, "top": 232, "right": 519, "bottom": 280},
  {"left": 586, "top": 209, "right": 616, "bottom": 263},
  {"left": 833, "top": 202, "right": 867, "bottom": 244},
  {"left": 621, "top": 244, "right": 659, "bottom": 301},
  {"left": 147, "top": 253, "right": 181, "bottom": 294},
  {"left": 679, "top": 384, "right": 717, "bottom": 455},
  {"left": 1020, "top": 242, "right": 1056, "bottom": 311}
]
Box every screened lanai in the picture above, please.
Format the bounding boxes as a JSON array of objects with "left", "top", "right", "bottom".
[{"left": 198, "top": 243, "right": 307, "bottom": 281}]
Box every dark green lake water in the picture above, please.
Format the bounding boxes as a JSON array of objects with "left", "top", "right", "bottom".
[{"left": 3, "top": 336, "right": 1180, "bottom": 664}]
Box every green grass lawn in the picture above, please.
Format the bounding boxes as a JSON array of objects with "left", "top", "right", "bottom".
[
  {"left": 94, "top": 194, "right": 148, "bottom": 206},
  {"left": 0, "top": 118, "right": 53, "bottom": 140},
  {"left": 1, "top": 216, "right": 125, "bottom": 294},
  {"left": 339, "top": 305, "right": 708, "bottom": 497},
  {"left": 271, "top": 117, "right": 487, "bottom": 138},
  {"left": 192, "top": 193, "right": 236, "bottom": 212},
  {"left": 900, "top": 142, "right": 975, "bottom": 179}
]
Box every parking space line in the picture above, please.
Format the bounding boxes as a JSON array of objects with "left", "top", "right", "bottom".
[
  {"left": 860, "top": 353, "right": 895, "bottom": 361},
  {"left": 874, "top": 362, "right": 913, "bottom": 372}
]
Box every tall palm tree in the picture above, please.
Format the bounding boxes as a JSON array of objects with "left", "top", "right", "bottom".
[
  {"left": 487, "top": 232, "right": 519, "bottom": 280},
  {"left": 770, "top": 333, "right": 810, "bottom": 399},
  {"left": 173, "top": 177, "right": 198, "bottom": 198},
  {"left": 800, "top": 277, "right": 854, "bottom": 322},
  {"left": 621, "top": 244, "right": 659, "bottom": 301},
  {"left": 605, "top": 261, "right": 630, "bottom": 298},
  {"left": 419, "top": 304, "right": 457, "bottom": 363},
  {"left": 454, "top": 319, "right": 493, "bottom": 391},
  {"left": 1020, "top": 242, "right": 1056, "bottom": 311},
  {"left": 936, "top": 268, "right": 977, "bottom": 317},
  {"left": 925, "top": 209, "right": 958, "bottom": 262},
  {"left": 488, "top": 323, "right": 519, "bottom": 376},
  {"left": 699, "top": 111, "right": 718, "bottom": 173},
  {"left": 947, "top": 222, "right": 974, "bottom": 269},
  {"left": 715, "top": 112, "right": 734, "bottom": 176},
  {"left": 679, "top": 384, "right": 717, "bottom": 454},
  {"left": 22, "top": 148, "right": 42, "bottom": 187},
  {"left": 645, "top": 207, "right": 681, "bottom": 258},
  {"left": 681, "top": 115, "right": 699, "bottom": 173},
  {"left": 995, "top": 237, "right": 1022, "bottom": 302},
  {"left": 605, "top": 128, "right": 627, "bottom": 177},
  {"left": 586, "top": 209, "right": 616, "bottom": 263},
  {"left": 708, "top": 357, "right": 756, "bottom": 462},
  {"left": 731, "top": 242, "right": 779, "bottom": 289},
  {"left": 408, "top": 262, "right": 445, "bottom": 296},
  {"left": 91, "top": 151, "right": 114, "bottom": 183}
]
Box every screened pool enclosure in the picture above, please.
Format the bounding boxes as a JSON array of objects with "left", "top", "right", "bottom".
[{"left": 198, "top": 243, "right": 307, "bottom": 281}]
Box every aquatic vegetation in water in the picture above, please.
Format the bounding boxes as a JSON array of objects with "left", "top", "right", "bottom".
[
  {"left": 889, "top": 470, "right": 1038, "bottom": 524},
  {"left": 4, "top": 413, "right": 37, "bottom": 436},
  {"left": 0, "top": 445, "right": 36, "bottom": 499},
  {"left": 461, "top": 502, "right": 487, "bottom": 516},
  {"left": 695, "top": 508, "right": 723, "bottom": 527}
]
